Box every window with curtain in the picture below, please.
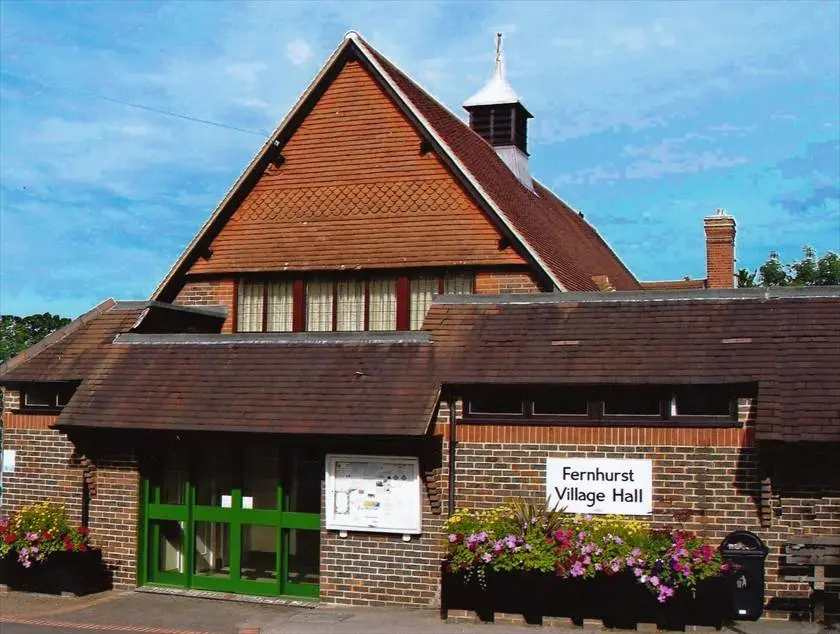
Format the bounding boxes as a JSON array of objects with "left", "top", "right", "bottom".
[
  {"left": 266, "top": 281, "right": 293, "bottom": 332},
  {"left": 369, "top": 278, "right": 397, "bottom": 331},
  {"left": 237, "top": 281, "right": 264, "bottom": 332},
  {"left": 444, "top": 272, "right": 474, "bottom": 295},
  {"left": 409, "top": 276, "right": 438, "bottom": 330},
  {"left": 306, "top": 280, "right": 333, "bottom": 332},
  {"left": 336, "top": 280, "right": 365, "bottom": 331}
]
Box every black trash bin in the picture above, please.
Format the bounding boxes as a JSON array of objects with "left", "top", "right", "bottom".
[{"left": 720, "top": 530, "right": 769, "bottom": 621}]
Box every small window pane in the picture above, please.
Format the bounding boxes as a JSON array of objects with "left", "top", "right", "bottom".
[
  {"left": 533, "top": 387, "right": 589, "bottom": 416},
  {"left": 24, "top": 387, "right": 54, "bottom": 408},
  {"left": 444, "top": 272, "right": 473, "bottom": 295},
  {"left": 673, "top": 386, "right": 732, "bottom": 416},
  {"left": 306, "top": 280, "right": 334, "bottom": 332},
  {"left": 238, "top": 281, "right": 264, "bottom": 332},
  {"left": 241, "top": 525, "right": 277, "bottom": 582},
  {"left": 410, "top": 277, "right": 438, "bottom": 330},
  {"left": 287, "top": 529, "right": 320, "bottom": 585},
  {"left": 468, "top": 391, "right": 524, "bottom": 415},
  {"left": 604, "top": 387, "right": 662, "bottom": 416},
  {"left": 336, "top": 280, "right": 364, "bottom": 331},
  {"left": 154, "top": 520, "right": 184, "bottom": 574},
  {"left": 369, "top": 278, "right": 397, "bottom": 331},
  {"left": 194, "top": 521, "right": 230, "bottom": 577},
  {"left": 243, "top": 445, "right": 279, "bottom": 510},
  {"left": 56, "top": 385, "right": 75, "bottom": 407},
  {"left": 266, "top": 281, "right": 293, "bottom": 332}
]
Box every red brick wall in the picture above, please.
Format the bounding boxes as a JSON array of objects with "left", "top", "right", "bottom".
[
  {"left": 432, "top": 398, "right": 840, "bottom": 614},
  {"left": 475, "top": 270, "right": 541, "bottom": 294},
  {"left": 174, "top": 277, "right": 235, "bottom": 333},
  {"left": 0, "top": 389, "right": 139, "bottom": 590}
]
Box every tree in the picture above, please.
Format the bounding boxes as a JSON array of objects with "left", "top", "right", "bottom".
[
  {"left": 0, "top": 313, "right": 72, "bottom": 363},
  {"left": 738, "top": 246, "right": 840, "bottom": 288}
]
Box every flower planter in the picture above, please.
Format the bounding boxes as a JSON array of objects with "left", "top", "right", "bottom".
[
  {"left": 441, "top": 567, "right": 727, "bottom": 629},
  {"left": 0, "top": 549, "right": 112, "bottom": 595}
]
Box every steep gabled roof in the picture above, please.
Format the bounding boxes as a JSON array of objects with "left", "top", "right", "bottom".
[{"left": 152, "top": 33, "right": 638, "bottom": 300}]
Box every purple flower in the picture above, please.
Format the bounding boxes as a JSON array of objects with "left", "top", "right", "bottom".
[
  {"left": 25, "top": 532, "right": 39, "bottom": 542},
  {"left": 525, "top": 543, "right": 532, "bottom": 552},
  {"left": 611, "top": 559, "right": 621, "bottom": 572},
  {"left": 649, "top": 576, "right": 660, "bottom": 587},
  {"left": 594, "top": 563, "right": 603, "bottom": 571},
  {"left": 657, "top": 585, "right": 675, "bottom": 603},
  {"left": 625, "top": 556, "right": 636, "bottom": 566},
  {"left": 570, "top": 561, "right": 585, "bottom": 577},
  {"left": 633, "top": 568, "right": 643, "bottom": 578},
  {"left": 448, "top": 534, "right": 458, "bottom": 543},
  {"left": 481, "top": 553, "right": 493, "bottom": 563},
  {"left": 631, "top": 548, "right": 641, "bottom": 557},
  {"left": 493, "top": 540, "right": 504, "bottom": 554}
]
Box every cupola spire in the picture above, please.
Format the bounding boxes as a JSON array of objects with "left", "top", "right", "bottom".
[{"left": 463, "top": 33, "right": 533, "bottom": 190}]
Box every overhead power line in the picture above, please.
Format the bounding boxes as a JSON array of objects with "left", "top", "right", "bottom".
[{"left": 0, "top": 68, "right": 270, "bottom": 137}]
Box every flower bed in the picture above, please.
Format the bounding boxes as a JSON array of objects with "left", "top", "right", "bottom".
[
  {"left": 441, "top": 501, "right": 730, "bottom": 628},
  {"left": 0, "top": 502, "right": 111, "bottom": 595}
]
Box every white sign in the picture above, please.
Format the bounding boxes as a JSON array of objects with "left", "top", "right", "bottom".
[
  {"left": 546, "top": 458, "right": 653, "bottom": 515},
  {"left": 1, "top": 450, "right": 15, "bottom": 473},
  {"left": 220, "top": 494, "right": 232, "bottom": 508},
  {"left": 242, "top": 496, "right": 254, "bottom": 510},
  {"left": 326, "top": 454, "right": 421, "bottom": 534}
]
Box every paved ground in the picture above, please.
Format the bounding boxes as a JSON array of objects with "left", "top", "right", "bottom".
[{"left": 0, "top": 590, "right": 836, "bottom": 634}]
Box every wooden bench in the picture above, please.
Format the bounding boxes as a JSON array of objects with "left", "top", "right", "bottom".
[{"left": 782, "top": 536, "right": 840, "bottom": 623}]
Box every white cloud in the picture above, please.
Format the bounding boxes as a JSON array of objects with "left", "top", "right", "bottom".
[
  {"left": 285, "top": 39, "right": 312, "bottom": 66},
  {"left": 224, "top": 61, "right": 267, "bottom": 84}
]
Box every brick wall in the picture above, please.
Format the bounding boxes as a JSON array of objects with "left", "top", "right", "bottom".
[
  {"left": 432, "top": 398, "right": 840, "bottom": 614},
  {"left": 0, "top": 389, "right": 139, "bottom": 590},
  {"left": 475, "top": 270, "right": 541, "bottom": 294},
  {"left": 319, "top": 447, "right": 444, "bottom": 607},
  {"left": 174, "top": 277, "right": 235, "bottom": 333}
]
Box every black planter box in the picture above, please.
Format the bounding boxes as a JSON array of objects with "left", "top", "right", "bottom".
[
  {"left": 0, "top": 549, "right": 113, "bottom": 595},
  {"left": 441, "top": 567, "right": 728, "bottom": 630}
]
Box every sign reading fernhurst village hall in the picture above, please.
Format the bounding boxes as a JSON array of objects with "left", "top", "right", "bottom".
[{"left": 546, "top": 458, "right": 653, "bottom": 515}]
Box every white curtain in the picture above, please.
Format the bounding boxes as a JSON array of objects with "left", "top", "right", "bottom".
[
  {"left": 306, "top": 280, "right": 333, "bottom": 332},
  {"left": 410, "top": 276, "right": 438, "bottom": 330},
  {"left": 444, "top": 272, "right": 474, "bottom": 295},
  {"left": 336, "top": 280, "right": 365, "bottom": 331},
  {"left": 237, "top": 281, "right": 264, "bottom": 332},
  {"left": 266, "top": 281, "right": 293, "bottom": 332},
  {"left": 369, "top": 278, "right": 397, "bottom": 330}
]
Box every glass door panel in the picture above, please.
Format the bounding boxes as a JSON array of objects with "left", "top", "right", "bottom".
[
  {"left": 147, "top": 520, "right": 186, "bottom": 585},
  {"left": 194, "top": 521, "right": 232, "bottom": 577},
  {"left": 241, "top": 525, "right": 278, "bottom": 583},
  {"left": 243, "top": 446, "right": 279, "bottom": 510}
]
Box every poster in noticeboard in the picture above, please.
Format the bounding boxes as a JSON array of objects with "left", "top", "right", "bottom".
[{"left": 325, "top": 454, "right": 421, "bottom": 534}]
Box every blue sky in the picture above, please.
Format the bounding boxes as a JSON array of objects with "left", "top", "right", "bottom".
[{"left": 1, "top": 1, "right": 838, "bottom": 317}]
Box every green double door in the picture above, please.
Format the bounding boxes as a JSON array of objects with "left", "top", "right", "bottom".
[{"left": 140, "top": 444, "right": 321, "bottom": 598}]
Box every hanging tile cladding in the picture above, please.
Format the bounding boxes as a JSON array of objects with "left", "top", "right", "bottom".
[
  {"left": 425, "top": 295, "right": 840, "bottom": 443},
  {"left": 56, "top": 342, "right": 438, "bottom": 435},
  {"left": 187, "top": 60, "right": 526, "bottom": 276},
  {"left": 367, "top": 46, "right": 640, "bottom": 291}
]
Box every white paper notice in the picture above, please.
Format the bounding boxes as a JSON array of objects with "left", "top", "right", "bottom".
[
  {"left": 221, "top": 494, "right": 232, "bottom": 508},
  {"left": 1, "top": 449, "right": 15, "bottom": 473},
  {"left": 242, "top": 496, "right": 254, "bottom": 509}
]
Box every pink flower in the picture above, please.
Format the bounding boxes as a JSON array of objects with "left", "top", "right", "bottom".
[{"left": 649, "top": 576, "right": 660, "bottom": 587}]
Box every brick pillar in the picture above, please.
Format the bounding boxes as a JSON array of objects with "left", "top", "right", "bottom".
[{"left": 704, "top": 210, "right": 736, "bottom": 289}]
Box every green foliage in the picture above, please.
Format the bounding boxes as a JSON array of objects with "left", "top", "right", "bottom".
[
  {"left": 0, "top": 313, "right": 71, "bottom": 363},
  {"left": 738, "top": 246, "right": 840, "bottom": 288}
]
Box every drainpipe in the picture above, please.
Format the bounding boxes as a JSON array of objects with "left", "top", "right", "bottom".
[{"left": 447, "top": 398, "right": 458, "bottom": 516}]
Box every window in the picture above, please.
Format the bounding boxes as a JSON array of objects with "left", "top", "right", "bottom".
[
  {"left": 369, "top": 278, "right": 397, "bottom": 330},
  {"left": 306, "top": 280, "right": 333, "bottom": 332},
  {"left": 532, "top": 387, "right": 589, "bottom": 416},
  {"left": 22, "top": 384, "right": 75, "bottom": 409},
  {"left": 410, "top": 277, "right": 437, "bottom": 331},
  {"left": 468, "top": 390, "right": 524, "bottom": 416},
  {"left": 671, "top": 386, "right": 733, "bottom": 416},
  {"left": 604, "top": 386, "right": 663, "bottom": 416},
  {"left": 236, "top": 271, "right": 473, "bottom": 333}
]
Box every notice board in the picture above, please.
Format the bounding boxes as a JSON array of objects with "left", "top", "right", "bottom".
[{"left": 325, "top": 454, "right": 422, "bottom": 534}]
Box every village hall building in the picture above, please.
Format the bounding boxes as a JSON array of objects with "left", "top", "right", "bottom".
[{"left": 1, "top": 32, "right": 838, "bottom": 616}]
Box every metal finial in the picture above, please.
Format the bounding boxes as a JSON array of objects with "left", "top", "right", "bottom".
[{"left": 494, "top": 32, "right": 504, "bottom": 79}]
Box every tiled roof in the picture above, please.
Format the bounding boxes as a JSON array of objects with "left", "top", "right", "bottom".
[
  {"left": 424, "top": 290, "right": 840, "bottom": 443},
  {"left": 57, "top": 336, "right": 438, "bottom": 436},
  {"left": 640, "top": 279, "right": 707, "bottom": 290}
]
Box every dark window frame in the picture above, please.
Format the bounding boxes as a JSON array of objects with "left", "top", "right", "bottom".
[
  {"left": 462, "top": 384, "right": 745, "bottom": 428},
  {"left": 19, "top": 384, "right": 76, "bottom": 413}
]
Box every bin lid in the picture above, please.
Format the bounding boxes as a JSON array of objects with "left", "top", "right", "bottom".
[{"left": 720, "top": 530, "right": 769, "bottom": 556}]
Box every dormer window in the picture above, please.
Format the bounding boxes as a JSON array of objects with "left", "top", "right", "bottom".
[{"left": 22, "top": 384, "right": 75, "bottom": 410}]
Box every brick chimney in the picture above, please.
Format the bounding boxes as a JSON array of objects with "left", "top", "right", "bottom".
[{"left": 704, "top": 209, "right": 736, "bottom": 289}]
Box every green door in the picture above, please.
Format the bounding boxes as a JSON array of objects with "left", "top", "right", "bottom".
[{"left": 140, "top": 443, "right": 320, "bottom": 598}]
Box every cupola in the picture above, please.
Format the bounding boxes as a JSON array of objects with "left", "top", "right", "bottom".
[{"left": 463, "top": 33, "right": 533, "bottom": 190}]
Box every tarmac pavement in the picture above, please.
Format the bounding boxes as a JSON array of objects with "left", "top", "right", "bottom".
[{"left": 0, "top": 590, "right": 836, "bottom": 634}]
